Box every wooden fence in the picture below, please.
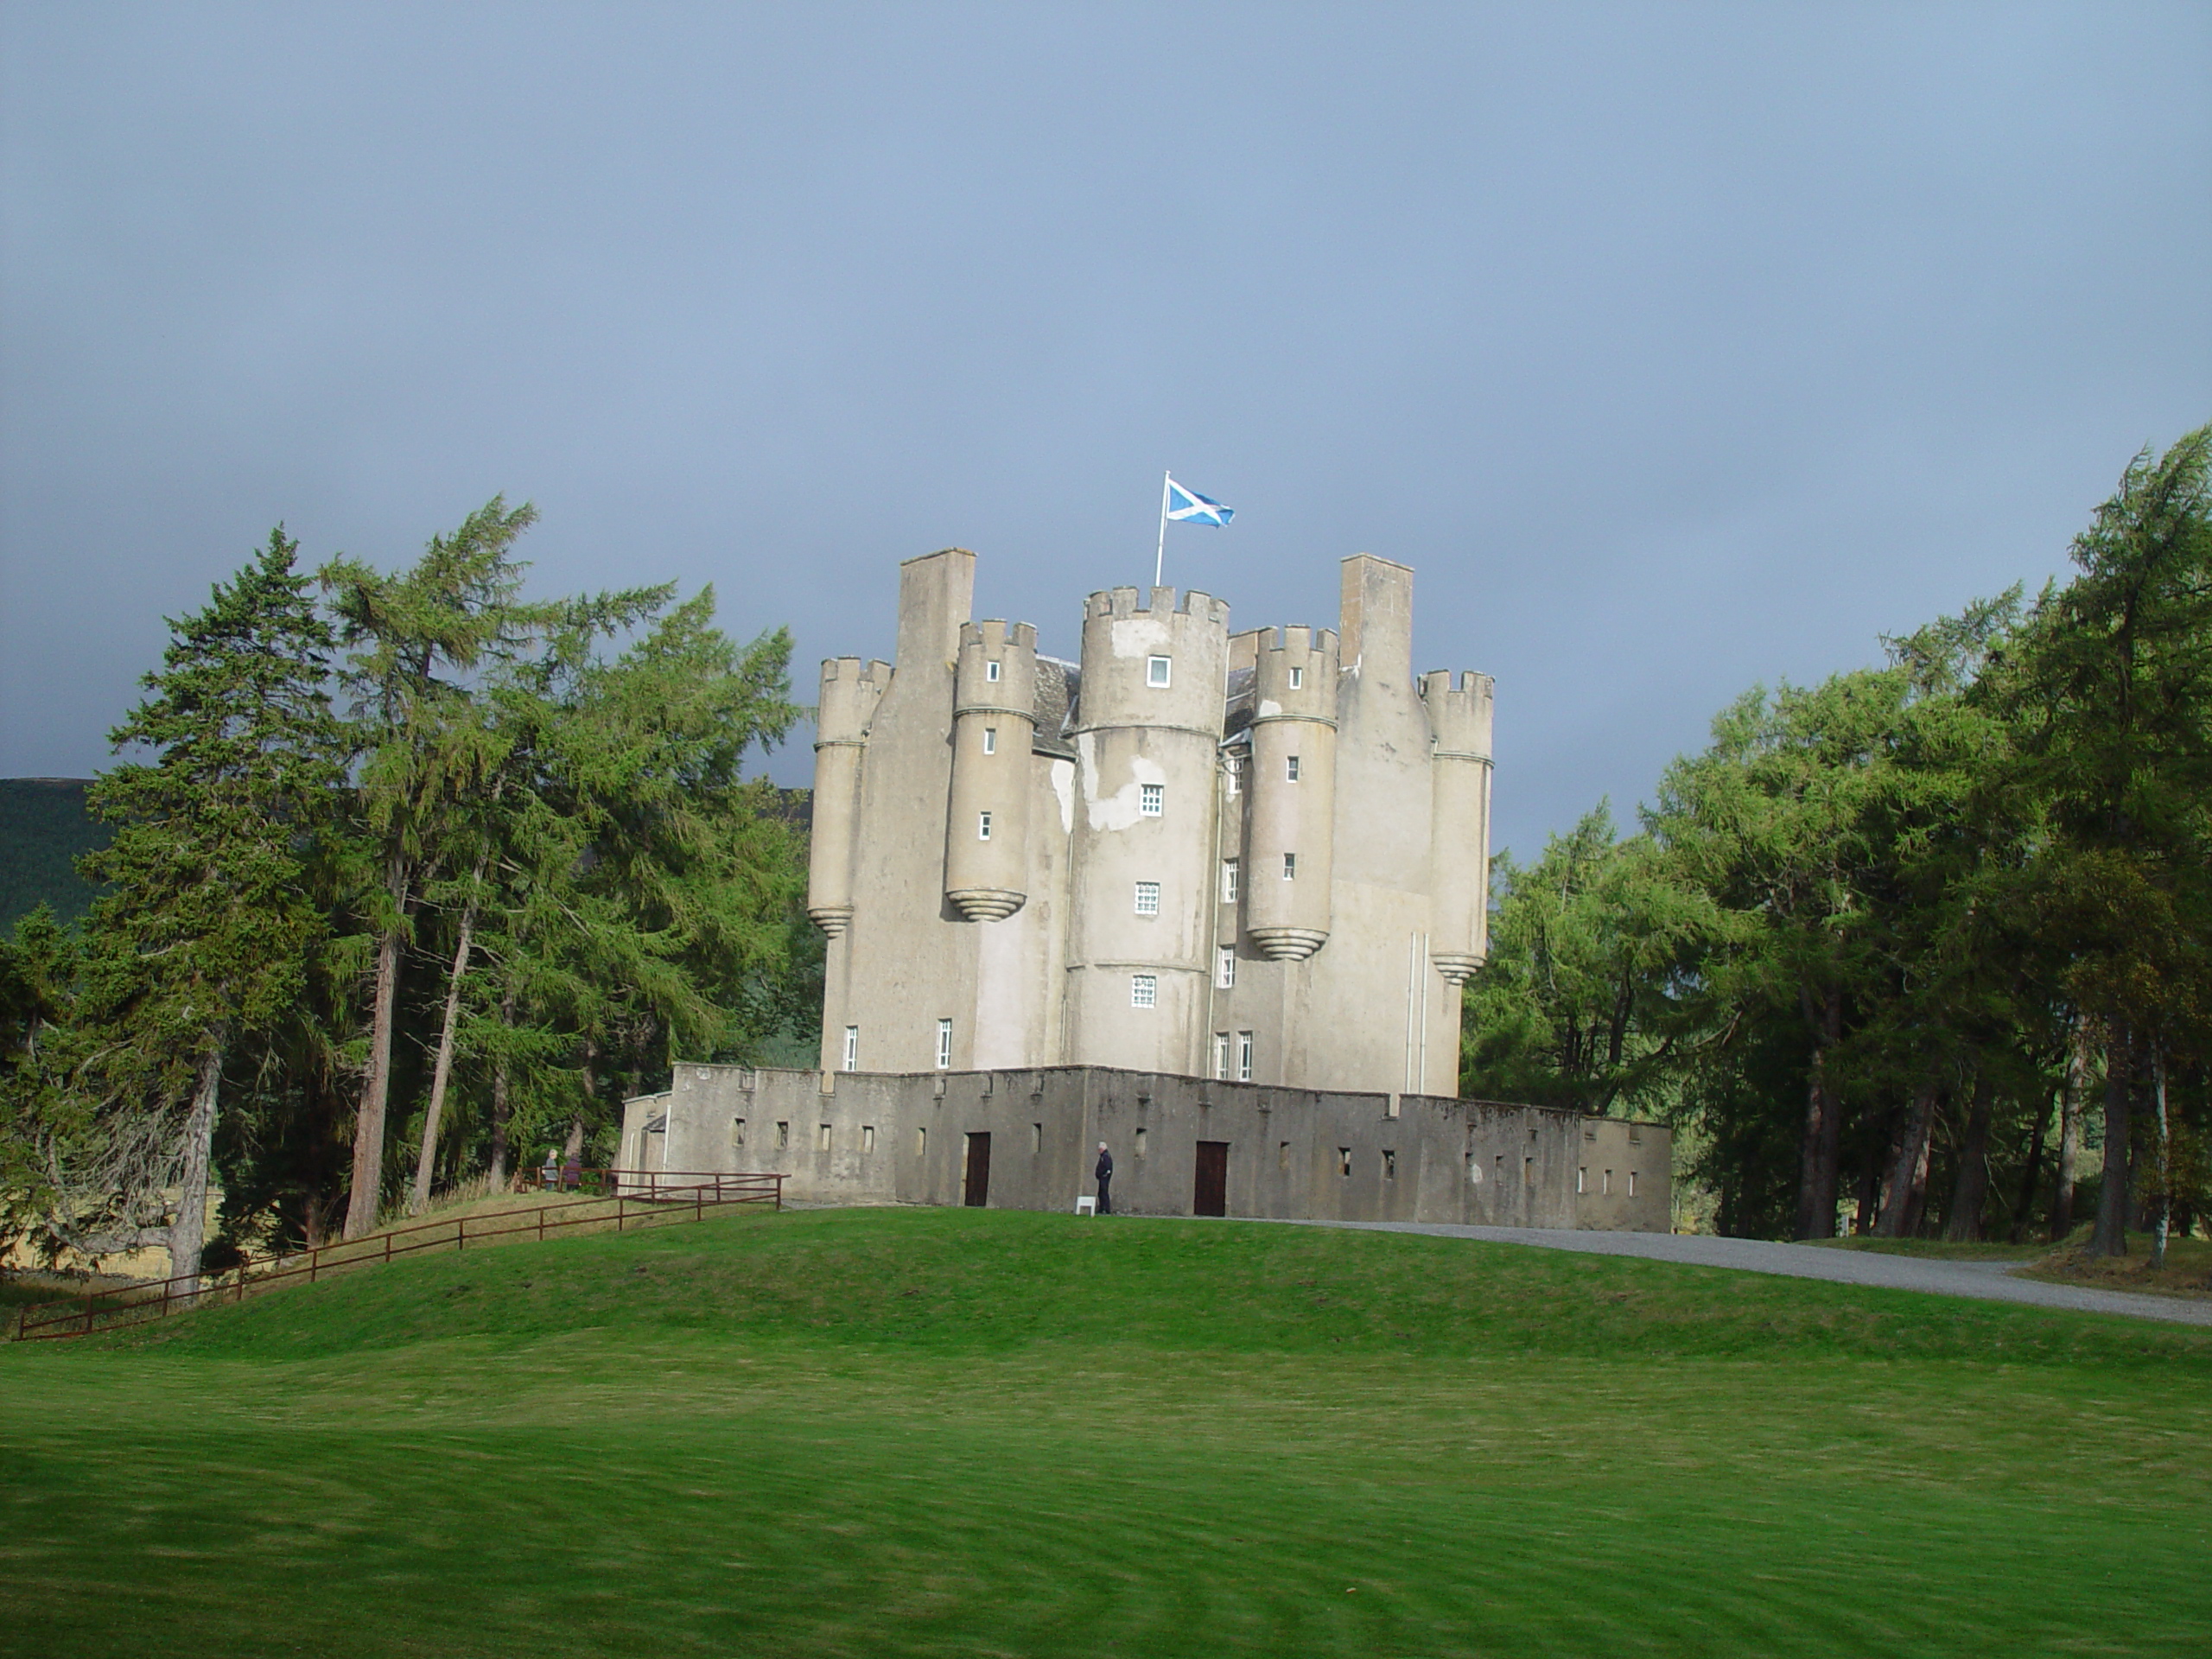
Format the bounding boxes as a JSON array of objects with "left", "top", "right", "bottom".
[{"left": 13, "top": 1169, "right": 783, "bottom": 1343}]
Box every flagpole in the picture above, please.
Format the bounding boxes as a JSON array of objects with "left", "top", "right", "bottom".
[{"left": 1154, "top": 471, "right": 1171, "bottom": 588}]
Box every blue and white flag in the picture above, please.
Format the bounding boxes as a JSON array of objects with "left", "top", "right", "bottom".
[{"left": 1164, "top": 476, "right": 1235, "bottom": 526}]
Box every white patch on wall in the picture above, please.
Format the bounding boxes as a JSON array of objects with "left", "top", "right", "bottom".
[
  {"left": 1075, "top": 732, "right": 1169, "bottom": 831},
  {"left": 1257, "top": 698, "right": 1283, "bottom": 719},
  {"left": 1109, "top": 616, "right": 1173, "bottom": 658},
  {"left": 1050, "top": 759, "right": 1076, "bottom": 836}
]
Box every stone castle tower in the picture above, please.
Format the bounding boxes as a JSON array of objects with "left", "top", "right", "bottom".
[{"left": 805, "top": 549, "right": 1494, "bottom": 1100}]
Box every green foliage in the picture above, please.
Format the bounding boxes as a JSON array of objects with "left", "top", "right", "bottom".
[
  {"left": 1, "top": 502, "right": 810, "bottom": 1268},
  {"left": 1466, "top": 426, "right": 2212, "bottom": 1246}
]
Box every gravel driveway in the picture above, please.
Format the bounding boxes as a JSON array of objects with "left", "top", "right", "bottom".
[{"left": 1262, "top": 1218, "right": 2212, "bottom": 1328}]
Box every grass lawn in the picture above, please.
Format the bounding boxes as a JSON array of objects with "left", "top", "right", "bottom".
[{"left": 3, "top": 1207, "right": 2209, "bottom": 1658}]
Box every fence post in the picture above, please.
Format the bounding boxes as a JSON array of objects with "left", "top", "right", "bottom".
[{"left": 458, "top": 1216, "right": 466, "bottom": 1254}]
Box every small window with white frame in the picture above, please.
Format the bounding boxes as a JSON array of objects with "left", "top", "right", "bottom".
[
  {"left": 977, "top": 810, "right": 993, "bottom": 841},
  {"left": 982, "top": 727, "right": 996, "bottom": 754},
  {"left": 1289, "top": 666, "right": 1304, "bottom": 689},
  {"left": 1282, "top": 852, "right": 1296, "bottom": 880},
  {"left": 936, "top": 1018, "right": 952, "bottom": 1069},
  {"left": 1147, "top": 655, "right": 1172, "bottom": 688},
  {"left": 1237, "top": 1030, "right": 1254, "bottom": 1081},
  {"left": 1216, "top": 945, "right": 1236, "bottom": 988},
  {"left": 985, "top": 659, "right": 1001, "bottom": 683},
  {"left": 1140, "top": 783, "right": 1163, "bottom": 817},
  {"left": 1224, "top": 756, "right": 1241, "bottom": 796},
  {"left": 1130, "top": 974, "right": 1158, "bottom": 1008},
  {"left": 1222, "top": 858, "right": 1239, "bottom": 902},
  {"left": 842, "top": 1026, "right": 858, "bottom": 1071},
  {"left": 1213, "top": 1032, "right": 1231, "bottom": 1079},
  {"left": 1286, "top": 754, "right": 1301, "bottom": 782},
  {"left": 1134, "top": 881, "right": 1160, "bottom": 916}
]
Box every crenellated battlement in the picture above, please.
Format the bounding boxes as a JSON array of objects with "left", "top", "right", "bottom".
[
  {"left": 1084, "top": 585, "right": 1232, "bottom": 627},
  {"left": 1246, "top": 625, "right": 1341, "bottom": 725},
  {"left": 817, "top": 657, "right": 891, "bottom": 746},
  {"left": 955, "top": 620, "right": 1040, "bottom": 717},
  {"left": 1418, "top": 670, "right": 1495, "bottom": 760}
]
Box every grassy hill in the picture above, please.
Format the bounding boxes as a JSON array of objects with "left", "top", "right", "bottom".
[
  {"left": 0, "top": 778, "right": 106, "bottom": 931},
  {"left": 3, "top": 1208, "right": 2208, "bottom": 1657}
]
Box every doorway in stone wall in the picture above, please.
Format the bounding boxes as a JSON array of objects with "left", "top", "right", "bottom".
[
  {"left": 1193, "top": 1141, "right": 1228, "bottom": 1217},
  {"left": 963, "top": 1132, "right": 991, "bottom": 1207}
]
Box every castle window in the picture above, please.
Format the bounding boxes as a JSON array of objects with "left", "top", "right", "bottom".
[
  {"left": 842, "top": 1027, "right": 858, "bottom": 1071},
  {"left": 1224, "top": 758, "right": 1241, "bottom": 796},
  {"left": 1524, "top": 1157, "right": 1535, "bottom": 1187},
  {"left": 1213, "top": 1033, "right": 1231, "bottom": 1079},
  {"left": 1134, "top": 881, "right": 1160, "bottom": 916},
  {"left": 1222, "top": 859, "right": 1239, "bottom": 902},
  {"left": 1282, "top": 853, "right": 1296, "bottom": 880},
  {"left": 1131, "top": 975, "right": 1158, "bottom": 1008},
  {"left": 917, "top": 1125, "right": 927, "bottom": 1156},
  {"left": 1383, "top": 1150, "right": 1397, "bottom": 1180},
  {"left": 1466, "top": 1153, "right": 1481, "bottom": 1185},
  {"left": 936, "top": 1019, "right": 952, "bottom": 1069},
  {"left": 1135, "top": 1127, "right": 1147, "bottom": 1158},
  {"left": 1147, "top": 655, "right": 1172, "bottom": 688},
  {"left": 862, "top": 1125, "right": 875, "bottom": 1154},
  {"left": 1216, "top": 946, "right": 1235, "bottom": 988},
  {"left": 1338, "top": 1147, "right": 1351, "bottom": 1177},
  {"left": 986, "top": 660, "right": 1001, "bottom": 683},
  {"left": 1141, "top": 784, "right": 1163, "bottom": 817},
  {"left": 1031, "top": 1122, "right": 1042, "bottom": 1154},
  {"left": 1280, "top": 1141, "right": 1291, "bottom": 1171},
  {"left": 1237, "top": 1031, "right": 1254, "bottom": 1082},
  {"left": 1577, "top": 1166, "right": 1586, "bottom": 1194},
  {"left": 1629, "top": 1171, "right": 1638, "bottom": 1198},
  {"left": 776, "top": 1122, "right": 791, "bottom": 1150},
  {"left": 977, "top": 810, "right": 992, "bottom": 840},
  {"left": 731, "top": 1118, "right": 747, "bottom": 1148},
  {"left": 1629, "top": 1125, "right": 1643, "bottom": 1144},
  {"left": 1286, "top": 754, "right": 1301, "bottom": 781},
  {"left": 1288, "top": 666, "right": 1304, "bottom": 689},
  {"left": 982, "top": 728, "right": 997, "bottom": 754},
  {"left": 1603, "top": 1169, "right": 1612, "bottom": 1196},
  {"left": 818, "top": 1123, "right": 832, "bottom": 1152}
]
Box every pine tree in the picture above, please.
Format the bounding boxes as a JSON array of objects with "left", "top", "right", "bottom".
[{"left": 66, "top": 531, "right": 342, "bottom": 1287}]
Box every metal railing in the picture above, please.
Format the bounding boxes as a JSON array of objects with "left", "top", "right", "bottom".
[{"left": 12, "top": 1169, "right": 783, "bottom": 1343}]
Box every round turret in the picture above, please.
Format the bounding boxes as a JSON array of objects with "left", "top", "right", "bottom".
[
  {"left": 1063, "top": 586, "right": 1231, "bottom": 1075},
  {"left": 944, "top": 621, "right": 1039, "bottom": 920},
  {"left": 1241, "top": 625, "right": 1339, "bottom": 961},
  {"left": 807, "top": 658, "right": 888, "bottom": 937},
  {"left": 1421, "top": 670, "right": 1494, "bottom": 982}
]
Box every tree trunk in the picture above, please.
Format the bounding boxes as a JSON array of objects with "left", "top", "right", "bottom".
[
  {"left": 409, "top": 893, "right": 480, "bottom": 1213},
  {"left": 2151, "top": 1047, "right": 2170, "bottom": 1270},
  {"left": 487, "top": 987, "right": 516, "bottom": 1191},
  {"left": 1794, "top": 990, "right": 1845, "bottom": 1240},
  {"left": 168, "top": 1044, "right": 222, "bottom": 1294},
  {"left": 1877, "top": 1081, "right": 1938, "bottom": 1237},
  {"left": 2010, "top": 1096, "right": 2050, "bottom": 1244},
  {"left": 344, "top": 857, "right": 410, "bottom": 1240},
  {"left": 1943, "top": 1071, "right": 1995, "bottom": 1242},
  {"left": 2051, "top": 1030, "right": 2087, "bottom": 1242},
  {"left": 2091, "top": 1019, "right": 2132, "bottom": 1256}
]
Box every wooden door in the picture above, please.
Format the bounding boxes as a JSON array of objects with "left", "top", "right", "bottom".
[
  {"left": 1193, "top": 1141, "right": 1229, "bottom": 1217},
  {"left": 963, "top": 1132, "right": 991, "bottom": 1207}
]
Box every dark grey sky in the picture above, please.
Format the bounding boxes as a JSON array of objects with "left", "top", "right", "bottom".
[{"left": 3, "top": 3, "right": 2207, "bottom": 858}]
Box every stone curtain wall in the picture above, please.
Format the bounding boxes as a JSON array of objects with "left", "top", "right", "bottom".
[{"left": 623, "top": 1066, "right": 1672, "bottom": 1233}]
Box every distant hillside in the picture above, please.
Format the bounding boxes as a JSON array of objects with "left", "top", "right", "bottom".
[{"left": 0, "top": 779, "right": 107, "bottom": 931}]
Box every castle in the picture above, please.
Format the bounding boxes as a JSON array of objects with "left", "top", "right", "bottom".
[
  {"left": 808, "top": 547, "right": 1490, "bottom": 1096},
  {"left": 620, "top": 549, "right": 1671, "bottom": 1232}
]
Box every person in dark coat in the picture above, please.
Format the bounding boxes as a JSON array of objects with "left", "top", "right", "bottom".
[{"left": 1094, "top": 1141, "right": 1114, "bottom": 1215}]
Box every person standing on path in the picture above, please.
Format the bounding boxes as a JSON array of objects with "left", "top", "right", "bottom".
[{"left": 1095, "top": 1141, "right": 1114, "bottom": 1215}]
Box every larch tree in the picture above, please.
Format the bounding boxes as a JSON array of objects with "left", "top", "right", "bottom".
[{"left": 321, "top": 497, "right": 559, "bottom": 1239}]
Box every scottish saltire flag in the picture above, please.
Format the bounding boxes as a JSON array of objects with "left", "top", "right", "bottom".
[{"left": 1165, "top": 476, "right": 1235, "bottom": 526}]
